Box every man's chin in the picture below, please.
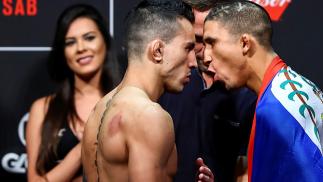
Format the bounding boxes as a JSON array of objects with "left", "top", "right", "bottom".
[
  {"left": 212, "top": 81, "right": 238, "bottom": 92},
  {"left": 165, "top": 85, "right": 184, "bottom": 94}
]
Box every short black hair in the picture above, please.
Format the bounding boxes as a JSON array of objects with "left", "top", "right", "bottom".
[
  {"left": 125, "top": 0, "right": 194, "bottom": 59},
  {"left": 183, "top": 0, "right": 229, "bottom": 11},
  {"left": 205, "top": 0, "right": 273, "bottom": 49}
]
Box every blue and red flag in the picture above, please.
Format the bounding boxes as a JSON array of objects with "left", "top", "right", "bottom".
[{"left": 248, "top": 57, "right": 323, "bottom": 181}]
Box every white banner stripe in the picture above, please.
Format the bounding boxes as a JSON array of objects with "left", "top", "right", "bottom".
[{"left": 0, "top": 47, "right": 52, "bottom": 51}]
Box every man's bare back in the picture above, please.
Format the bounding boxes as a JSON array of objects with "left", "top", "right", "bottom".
[
  {"left": 82, "top": 1, "right": 216, "bottom": 181},
  {"left": 82, "top": 86, "right": 177, "bottom": 182}
]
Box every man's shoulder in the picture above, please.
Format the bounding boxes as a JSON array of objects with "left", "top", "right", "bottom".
[
  {"left": 105, "top": 86, "right": 172, "bottom": 126},
  {"left": 125, "top": 99, "right": 172, "bottom": 132},
  {"left": 124, "top": 102, "right": 174, "bottom": 147},
  {"left": 263, "top": 65, "right": 323, "bottom": 118},
  {"left": 84, "top": 88, "right": 118, "bottom": 133},
  {"left": 139, "top": 102, "right": 170, "bottom": 120},
  {"left": 128, "top": 100, "right": 171, "bottom": 126},
  {"left": 92, "top": 86, "right": 120, "bottom": 112},
  {"left": 113, "top": 86, "right": 158, "bottom": 108}
]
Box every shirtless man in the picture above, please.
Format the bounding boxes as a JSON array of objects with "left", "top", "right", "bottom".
[{"left": 82, "top": 0, "right": 213, "bottom": 181}]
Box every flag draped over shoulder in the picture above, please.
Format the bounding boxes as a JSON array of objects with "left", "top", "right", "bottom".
[{"left": 248, "top": 57, "right": 323, "bottom": 182}]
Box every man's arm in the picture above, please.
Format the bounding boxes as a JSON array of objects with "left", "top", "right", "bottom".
[{"left": 125, "top": 103, "right": 175, "bottom": 181}]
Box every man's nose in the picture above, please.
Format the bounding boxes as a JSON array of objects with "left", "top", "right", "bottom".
[
  {"left": 203, "top": 47, "right": 212, "bottom": 66},
  {"left": 204, "top": 54, "right": 212, "bottom": 67}
]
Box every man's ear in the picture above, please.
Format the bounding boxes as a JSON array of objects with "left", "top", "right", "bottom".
[
  {"left": 148, "top": 39, "right": 164, "bottom": 63},
  {"left": 240, "top": 34, "right": 252, "bottom": 55}
]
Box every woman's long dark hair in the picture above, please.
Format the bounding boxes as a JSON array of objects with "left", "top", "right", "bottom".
[{"left": 36, "top": 4, "right": 121, "bottom": 174}]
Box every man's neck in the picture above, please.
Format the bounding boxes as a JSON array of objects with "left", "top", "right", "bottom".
[
  {"left": 246, "top": 50, "right": 277, "bottom": 94},
  {"left": 121, "top": 63, "right": 164, "bottom": 102}
]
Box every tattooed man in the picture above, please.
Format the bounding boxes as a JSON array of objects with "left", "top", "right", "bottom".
[{"left": 82, "top": 0, "right": 214, "bottom": 181}]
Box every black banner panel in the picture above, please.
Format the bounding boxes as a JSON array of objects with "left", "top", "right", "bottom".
[{"left": 0, "top": 0, "right": 322, "bottom": 181}]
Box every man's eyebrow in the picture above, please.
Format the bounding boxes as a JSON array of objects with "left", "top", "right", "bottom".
[
  {"left": 203, "top": 36, "right": 216, "bottom": 44},
  {"left": 185, "top": 42, "right": 195, "bottom": 50}
]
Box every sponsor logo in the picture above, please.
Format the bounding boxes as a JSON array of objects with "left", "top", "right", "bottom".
[
  {"left": 1, "top": 0, "right": 37, "bottom": 16},
  {"left": 250, "top": 0, "right": 292, "bottom": 21},
  {"left": 1, "top": 113, "right": 28, "bottom": 174}
]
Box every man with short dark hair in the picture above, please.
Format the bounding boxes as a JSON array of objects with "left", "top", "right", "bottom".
[
  {"left": 204, "top": 1, "right": 323, "bottom": 181},
  {"left": 159, "top": 0, "right": 256, "bottom": 181},
  {"left": 81, "top": 0, "right": 211, "bottom": 181}
]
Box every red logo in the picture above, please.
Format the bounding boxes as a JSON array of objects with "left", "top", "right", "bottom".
[
  {"left": 250, "top": 0, "right": 292, "bottom": 21},
  {"left": 2, "top": 0, "right": 37, "bottom": 16}
]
